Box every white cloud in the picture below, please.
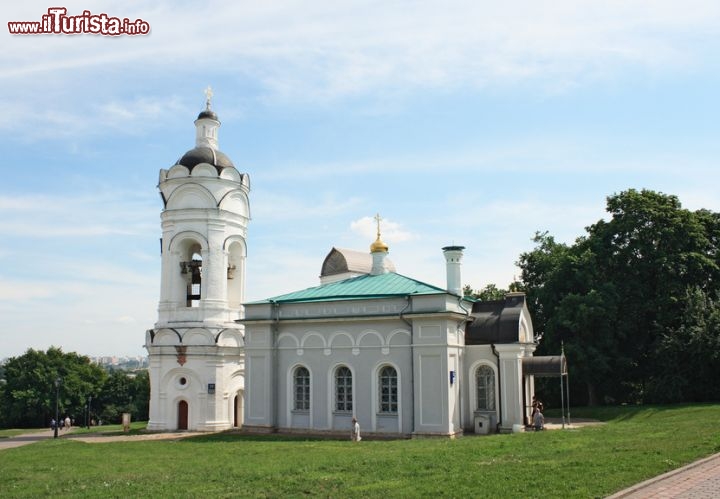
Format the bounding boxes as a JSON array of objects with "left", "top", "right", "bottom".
[
  {"left": 3, "top": 1, "right": 719, "bottom": 143},
  {"left": 94, "top": 96, "right": 186, "bottom": 131},
  {"left": 350, "top": 215, "right": 416, "bottom": 244},
  {"left": 6, "top": 1, "right": 720, "bottom": 96},
  {"left": 0, "top": 279, "right": 55, "bottom": 301},
  {"left": 0, "top": 193, "right": 156, "bottom": 238},
  {"left": 252, "top": 189, "right": 366, "bottom": 222}
]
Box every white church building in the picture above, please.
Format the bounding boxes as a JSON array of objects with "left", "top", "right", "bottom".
[{"left": 145, "top": 97, "right": 547, "bottom": 437}]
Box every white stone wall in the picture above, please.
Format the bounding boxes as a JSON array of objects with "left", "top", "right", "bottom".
[{"left": 244, "top": 295, "right": 472, "bottom": 437}]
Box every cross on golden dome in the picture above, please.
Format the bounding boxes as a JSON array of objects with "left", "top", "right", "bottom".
[{"left": 370, "top": 213, "right": 389, "bottom": 253}]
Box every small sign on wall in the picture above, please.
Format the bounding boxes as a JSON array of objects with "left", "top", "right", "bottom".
[{"left": 208, "top": 383, "right": 216, "bottom": 394}]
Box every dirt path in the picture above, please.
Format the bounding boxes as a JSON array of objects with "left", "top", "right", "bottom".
[
  {"left": 0, "top": 428, "right": 205, "bottom": 449},
  {"left": 66, "top": 431, "right": 205, "bottom": 443}
]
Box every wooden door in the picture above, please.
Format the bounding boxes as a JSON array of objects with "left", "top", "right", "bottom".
[{"left": 178, "top": 400, "right": 188, "bottom": 430}]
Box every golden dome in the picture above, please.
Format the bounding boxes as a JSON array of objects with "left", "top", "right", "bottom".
[
  {"left": 370, "top": 213, "right": 389, "bottom": 253},
  {"left": 370, "top": 236, "right": 389, "bottom": 253}
]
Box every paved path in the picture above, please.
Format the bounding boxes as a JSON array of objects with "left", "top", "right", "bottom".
[
  {"left": 0, "top": 428, "right": 203, "bottom": 450},
  {"left": 608, "top": 452, "right": 720, "bottom": 498},
  {"left": 0, "top": 428, "right": 63, "bottom": 450}
]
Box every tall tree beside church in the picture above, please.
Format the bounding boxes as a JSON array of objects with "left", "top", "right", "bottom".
[
  {"left": 95, "top": 370, "right": 150, "bottom": 424},
  {"left": 0, "top": 347, "right": 107, "bottom": 428},
  {"left": 518, "top": 189, "right": 720, "bottom": 405},
  {"left": 649, "top": 287, "right": 720, "bottom": 402},
  {"left": 518, "top": 233, "right": 622, "bottom": 405}
]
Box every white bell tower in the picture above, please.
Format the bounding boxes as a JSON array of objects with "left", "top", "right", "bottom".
[{"left": 145, "top": 88, "right": 250, "bottom": 431}]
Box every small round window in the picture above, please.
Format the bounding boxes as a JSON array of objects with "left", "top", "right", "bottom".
[{"left": 178, "top": 376, "right": 189, "bottom": 389}]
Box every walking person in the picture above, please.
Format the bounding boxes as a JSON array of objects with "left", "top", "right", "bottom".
[{"left": 351, "top": 417, "right": 361, "bottom": 442}]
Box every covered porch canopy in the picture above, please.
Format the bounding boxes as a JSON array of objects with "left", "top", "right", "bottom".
[
  {"left": 523, "top": 354, "right": 571, "bottom": 428},
  {"left": 523, "top": 355, "right": 567, "bottom": 377}
]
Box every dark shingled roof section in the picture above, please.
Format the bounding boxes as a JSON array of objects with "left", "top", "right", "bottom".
[
  {"left": 522, "top": 356, "right": 567, "bottom": 377},
  {"left": 176, "top": 146, "right": 235, "bottom": 173},
  {"left": 197, "top": 109, "right": 218, "bottom": 121},
  {"left": 465, "top": 293, "right": 526, "bottom": 344}
]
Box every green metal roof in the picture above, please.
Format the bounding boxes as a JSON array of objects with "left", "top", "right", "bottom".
[{"left": 249, "top": 272, "right": 448, "bottom": 304}]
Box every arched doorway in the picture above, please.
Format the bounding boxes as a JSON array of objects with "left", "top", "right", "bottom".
[
  {"left": 234, "top": 391, "right": 244, "bottom": 428},
  {"left": 178, "top": 400, "right": 188, "bottom": 430}
]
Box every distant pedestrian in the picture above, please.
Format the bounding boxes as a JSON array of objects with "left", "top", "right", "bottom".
[
  {"left": 64, "top": 416, "right": 71, "bottom": 430},
  {"left": 50, "top": 418, "right": 56, "bottom": 431},
  {"left": 351, "top": 417, "right": 361, "bottom": 442},
  {"left": 533, "top": 409, "right": 545, "bottom": 431}
]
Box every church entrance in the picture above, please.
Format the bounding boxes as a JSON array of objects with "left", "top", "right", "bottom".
[
  {"left": 178, "top": 400, "right": 188, "bottom": 430},
  {"left": 234, "top": 392, "right": 244, "bottom": 427}
]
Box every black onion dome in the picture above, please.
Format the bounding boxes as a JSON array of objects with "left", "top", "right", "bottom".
[
  {"left": 197, "top": 109, "right": 218, "bottom": 121},
  {"left": 177, "top": 147, "right": 234, "bottom": 172}
]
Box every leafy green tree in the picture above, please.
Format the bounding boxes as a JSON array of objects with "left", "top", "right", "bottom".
[
  {"left": 647, "top": 288, "right": 720, "bottom": 403},
  {"left": 518, "top": 189, "right": 720, "bottom": 405},
  {"left": 464, "top": 283, "right": 506, "bottom": 300},
  {"left": 463, "top": 282, "right": 524, "bottom": 301},
  {"left": 0, "top": 347, "right": 106, "bottom": 428},
  {"left": 131, "top": 370, "right": 150, "bottom": 421},
  {"left": 95, "top": 370, "right": 150, "bottom": 424}
]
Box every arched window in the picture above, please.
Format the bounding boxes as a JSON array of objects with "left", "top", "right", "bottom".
[
  {"left": 379, "top": 366, "right": 398, "bottom": 413},
  {"left": 335, "top": 366, "right": 352, "bottom": 412},
  {"left": 476, "top": 365, "right": 496, "bottom": 411},
  {"left": 293, "top": 367, "right": 310, "bottom": 411}
]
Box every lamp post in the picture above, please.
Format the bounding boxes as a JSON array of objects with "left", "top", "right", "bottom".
[
  {"left": 87, "top": 395, "right": 92, "bottom": 429},
  {"left": 53, "top": 377, "right": 61, "bottom": 439}
]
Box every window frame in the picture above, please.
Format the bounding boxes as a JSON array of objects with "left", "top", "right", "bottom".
[
  {"left": 378, "top": 365, "right": 398, "bottom": 414},
  {"left": 293, "top": 366, "right": 310, "bottom": 412},
  {"left": 334, "top": 366, "right": 353, "bottom": 413},
  {"left": 475, "top": 364, "right": 496, "bottom": 411}
]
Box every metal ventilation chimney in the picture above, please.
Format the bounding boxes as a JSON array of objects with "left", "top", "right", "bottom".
[{"left": 442, "top": 246, "right": 465, "bottom": 296}]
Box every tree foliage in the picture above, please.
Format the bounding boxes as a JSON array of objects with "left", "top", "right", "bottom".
[
  {"left": 463, "top": 281, "right": 523, "bottom": 301},
  {"left": 0, "top": 348, "right": 150, "bottom": 428},
  {"left": 0, "top": 347, "right": 107, "bottom": 428},
  {"left": 95, "top": 370, "right": 150, "bottom": 424},
  {"left": 518, "top": 189, "right": 720, "bottom": 405}
]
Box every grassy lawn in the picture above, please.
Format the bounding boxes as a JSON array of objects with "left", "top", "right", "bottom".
[{"left": 1, "top": 404, "right": 719, "bottom": 498}]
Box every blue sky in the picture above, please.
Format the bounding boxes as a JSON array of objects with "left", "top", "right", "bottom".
[{"left": 2, "top": 1, "right": 719, "bottom": 358}]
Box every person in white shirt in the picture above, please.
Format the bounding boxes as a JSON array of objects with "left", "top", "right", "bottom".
[{"left": 351, "top": 417, "right": 361, "bottom": 441}]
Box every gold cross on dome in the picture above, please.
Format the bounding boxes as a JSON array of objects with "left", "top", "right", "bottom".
[
  {"left": 374, "top": 213, "right": 382, "bottom": 237},
  {"left": 204, "top": 85, "right": 213, "bottom": 109}
]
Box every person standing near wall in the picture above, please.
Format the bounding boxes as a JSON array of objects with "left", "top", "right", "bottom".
[
  {"left": 351, "top": 417, "right": 361, "bottom": 442},
  {"left": 533, "top": 408, "right": 545, "bottom": 431}
]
